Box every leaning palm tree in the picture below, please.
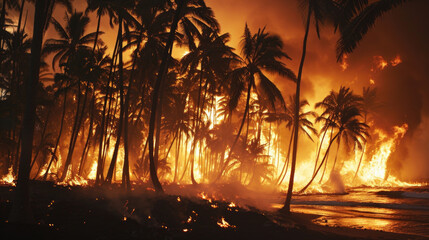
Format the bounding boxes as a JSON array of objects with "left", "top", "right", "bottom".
[
  {"left": 298, "top": 87, "right": 368, "bottom": 194},
  {"left": 353, "top": 86, "right": 379, "bottom": 181},
  {"left": 217, "top": 24, "right": 296, "bottom": 181}
]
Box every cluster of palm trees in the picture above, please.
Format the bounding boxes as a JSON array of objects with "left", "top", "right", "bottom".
[{"left": 0, "top": 0, "right": 408, "bottom": 221}]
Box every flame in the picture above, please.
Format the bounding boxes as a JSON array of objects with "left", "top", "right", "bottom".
[
  {"left": 1, "top": 167, "right": 15, "bottom": 186},
  {"left": 217, "top": 217, "right": 235, "bottom": 228},
  {"left": 390, "top": 55, "right": 402, "bottom": 66},
  {"left": 373, "top": 56, "right": 388, "bottom": 70}
]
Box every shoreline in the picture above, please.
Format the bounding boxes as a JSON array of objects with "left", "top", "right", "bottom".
[
  {"left": 271, "top": 211, "right": 427, "bottom": 240},
  {"left": 0, "top": 183, "right": 427, "bottom": 240}
]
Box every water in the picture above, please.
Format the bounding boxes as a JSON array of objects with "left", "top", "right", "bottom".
[{"left": 273, "top": 186, "right": 429, "bottom": 237}]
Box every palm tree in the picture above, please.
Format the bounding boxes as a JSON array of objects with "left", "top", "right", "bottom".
[
  {"left": 217, "top": 24, "right": 295, "bottom": 181},
  {"left": 42, "top": 11, "right": 100, "bottom": 182},
  {"left": 282, "top": 0, "right": 338, "bottom": 213},
  {"left": 42, "top": 11, "right": 100, "bottom": 71},
  {"left": 336, "top": 0, "right": 410, "bottom": 61},
  {"left": 181, "top": 29, "right": 237, "bottom": 184},
  {"left": 9, "top": 0, "right": 48, "bottom": 224},
  {"left": 0, "top": 0, "right": 19, "bottom": 46},
  {"left": 353, "top": 86, "right": 379, "bottom": 181},
  {"left": 85, "top": 0, "right": 116, "bottom": 52},
  {"left": 147, "top": 0, "right": 219, "bottom": 192},
  {"left": 265, "top": 95, "right": 317, "bottom": 186},
  {"left": 298, "top": 87, "right": 368, "bottom": 193}
]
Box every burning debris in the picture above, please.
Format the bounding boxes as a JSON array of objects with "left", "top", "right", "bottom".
[{"left": 217, "top": 217, "right": 236, "bottom": 229}]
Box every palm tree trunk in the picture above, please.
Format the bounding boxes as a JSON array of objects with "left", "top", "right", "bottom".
[
  {"left": 92, "top": 12, "right": 101, "bottom": 52},
  {"left": 16, "top": 0, "right": 25, "bottom": 33},
  {"left": 78, "top": 94, "right": 95, "bottom": 176},
  {"left": 298, "top": 132, "right": 339, "bottom": 194},
  {"left": 95, "top": 26, "right": 120, "bottom": 184},
  {"left": 9, "top": 0, "right": 48, "bottom": 223},
  {"left": 44, "top": 89, "right": 68, "bottom": 181},
  {"left": 276, "top": 127, "right": 294, "bottom": 185},
  {"left": 60, "top": 80, "right": 90, "bottom": 181},
  {"left": 331, "top": 137, "right": 341, "bottom": 172},
  {"left": 216, "top": 76, "right": 254, "bottom": 181},
  {"left": 319, "top": 128, "right": 334, "bottom": 183},
  {"left": 30, "top": 106, "right": 52, "bottom": 175},
  {"left": 0, "top": 0, "right": 6, "bottom": 47},
  {"left": 353, "top": 142, "right": 366, "bottom": 182},
  {"left": 282, "top": 5, "right": 311, "bottom": 213},
  {"left": 105, "top": 16, "right": 125, "bottom": 185},
  {"left": 147, "top": 1, "right": 185, "bottom": 193}
]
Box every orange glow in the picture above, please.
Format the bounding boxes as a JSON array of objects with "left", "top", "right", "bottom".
[
  {"left": 391, "top": 55, "right": 402, "bottom": 66},
  {"left": 373, "top": 56, "right": 388, "bottom": 70},
  {"left": 217, "top": 217, "right": 235, "bottom": 228},
  {"left": 1, "top": 167, "right": 15, "bottom": 186}
]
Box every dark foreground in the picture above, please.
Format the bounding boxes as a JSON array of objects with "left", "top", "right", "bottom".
[{"left": 0, "top": 182, "right": 423, "bottom": 240}]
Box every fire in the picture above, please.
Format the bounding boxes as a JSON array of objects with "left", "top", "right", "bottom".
[
  {"left": 1, "top": 167, "right": 15, "bottom": 186},
  {"left": 373, "top": 56, "right": 388, "bottom": 70},
  {"left": 217, "top": 217, "right": 235, "bottom": 228},
  {"left": 341, "top": 124, "right": 421, "bottom": 187},
  {"left": 390, "top": 55, "right": 402, "bottom": 66}
]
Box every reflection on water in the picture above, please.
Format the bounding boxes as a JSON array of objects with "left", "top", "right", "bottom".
[{"left": 272, "top": 187, "right": 429, "bottom": 237}]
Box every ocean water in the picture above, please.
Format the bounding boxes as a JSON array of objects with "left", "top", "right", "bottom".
[{"left": 274, "top": 186, "right": 429, "bottom": 237}]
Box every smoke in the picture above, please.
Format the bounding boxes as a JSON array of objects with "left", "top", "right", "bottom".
[{"left": 209, "top": 0, "right": 429, "bottom": 181}]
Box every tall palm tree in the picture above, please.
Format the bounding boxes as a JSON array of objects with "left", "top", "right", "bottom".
[
  {"left": 282, "top": 0, "right": 338, "bottom": 213},
  {"left": 298, "top": 87, "right": 368, "bottom": 193},
  {"left": 8, "top": 0, "right": 48, "bottom": 224},
  {"left": 217, "top": 24, "right": 295, "bottom": 181}
]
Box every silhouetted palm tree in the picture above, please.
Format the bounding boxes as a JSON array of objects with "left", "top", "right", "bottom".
[
  {"left": 353, "top": 86, "right": 379, "bottom": 181},
  {"left": 265, "top": 95, "right": 317, "bottom": 186},
  {"left": 218, "top": 24, "right": 295, "bottom": 181},
  {"left": 298, "top": 87, "right": 368, "bottom": 193},
  {"left": 282, "top": 0, "right": 338, "bottom": 213},
  {"left": 336, "top": 0, "right": 410, "bottom": 61},
  {"left": 147, "top": 0, "right": 219, "bottom": 192},
  {"left": 43, "top": 11, "right": 99, "bottom": 71}
]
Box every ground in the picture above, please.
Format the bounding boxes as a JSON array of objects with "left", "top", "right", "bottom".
[{"left": 0, "top": 182, "right": 423, "bottom": 240}]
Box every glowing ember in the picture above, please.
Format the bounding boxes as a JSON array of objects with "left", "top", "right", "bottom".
[
  {"left": 228, "top": 202, "right": 236, "bottom": 208},
  {"left": 217, "top": 217, "right": 235, "bottom": 228}
]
